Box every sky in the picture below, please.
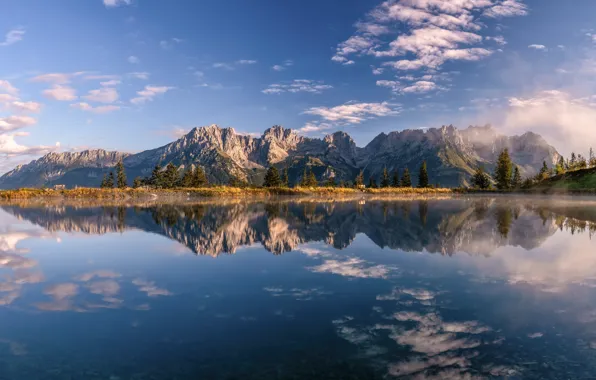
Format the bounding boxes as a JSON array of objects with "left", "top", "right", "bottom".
[{"left": 1, "top": 0, "right": 596, "bottom": 173}]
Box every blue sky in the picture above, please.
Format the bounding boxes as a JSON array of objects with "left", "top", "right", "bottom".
[{"left": 1, "top": 0, "right": 596, "bottom": 172}]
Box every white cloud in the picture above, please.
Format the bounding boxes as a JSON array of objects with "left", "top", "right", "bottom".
[
  {"left": 0, "top": 94, "right": 17, "bottom": 104},
  {"left": 262, "top": 80, "right": 333, "bottom": 95},
  {"left": 130, "top": 85, "right": 174, "bottom": 105},
  {"left": 372, "top": 67, "right": 385, "bottom": 75},
  {"left": 299, "top": 122, "right": 334, "bottom": 134},
  {"left": 236, "top": 59, "right": 257, "bottom": 65},
  {"left": 0, "top": 115, "right": 37, "bottom": 132},
  {"left": 103, "top": 0, "right": 132, "bottom": 7},
  {"left": 42, "top": 85, "right": 77, "bottom": 101},
  {"left": 309, "top": 258, "right": 393, "bottom": 279},
  {"left": 128, "top": 55, "right": 140, "bottom": 64},
  {"left": 83, "top": 87, "right": 119, "bottom": 103},
  {"left": 128, "top": 72, "right": 150, "bottom": 80},
  {"left": 70, "top": 102, "right": 120, "bottom": 114},
  {"left": 0, "top": 134, "right": 59, "bottom": 157},
  {"left": 486, "top": 35, "right": 507, "bottom": 46},
  {"left": 272, "top": 65, "right": 286, "bottom": 71},
  {"left": 100, "top": 80, "right": 121, "bottom": 86},
  {"left": 331, "top": 0, "right": 528, "bottom": 71},
  {"left": 0, "top": 80, "right": 18, "bottom": 94},
  {"left": 377, "top": 79, "right": 445, "bottom": 94},
  {"left": 528, "top": 44, "right": 546, "bottom": 50},
  {"left": 30, "top": 73, "right": 73, "bottom": 84},
  {"left": 272, "top": 59, "right": 294, "bottom": 71},
  {"left": 212, "top": 62, "right": 235, "bottom": 70},
  {"left": 159, "top": 38, "right": 182, "bottom": 49},
  {"left": 484, "top": 0, "right": 528, "bottom": 18},
  {"left": 0, "top": 28, "right": 25, "bottom": 46},
  {"left": 304, "top": 101, "right": 400, "bottom": 124},
  {"left": 9, "top": 101, "right": 42, "bottom": 113}
]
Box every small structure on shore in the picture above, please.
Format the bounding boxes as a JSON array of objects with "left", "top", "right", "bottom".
[{"left": 53, "top": 184, "right": 66, "bottom": 190}]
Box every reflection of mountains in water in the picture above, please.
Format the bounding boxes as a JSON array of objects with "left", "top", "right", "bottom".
[{"left": 3, "top": 198, "right": 596, "bottom": 256}]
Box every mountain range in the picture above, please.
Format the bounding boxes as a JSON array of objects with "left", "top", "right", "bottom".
[{"left": 0, "top": 124, "right": 561, "bottom": 189}]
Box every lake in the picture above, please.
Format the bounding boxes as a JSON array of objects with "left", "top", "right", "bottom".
[{"left": 1, "top": 196, "right": 596, "bottom": 379}]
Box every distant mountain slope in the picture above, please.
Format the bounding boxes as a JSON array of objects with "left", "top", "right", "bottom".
[{"left": 0, "top": 124, "right": 561, "bottom": 189}]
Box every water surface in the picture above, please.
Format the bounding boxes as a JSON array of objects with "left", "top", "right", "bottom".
[{"left": 1, "top": 196, "right": 596, "bottom": 379}]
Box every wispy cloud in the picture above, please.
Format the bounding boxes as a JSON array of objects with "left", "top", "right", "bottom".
[
  {"left": 70, "top": 102, "right": 120, "bottom": 114},
  {"left": 130, "top": 85, "right": 174, "bottom": 105},
  {"left": 272, "top": 59, "right": 294, "bottom": 71},
  {"left": 0, "top": 80, "right": 18, "bottom": 94},
  {"left": 159, "top": 38, "right": 183, "bottom": 49},
  {"left": 0, "top": 28, "right": 25, "bottom": 47},
  {"left": 9, "top": 101, "right": 42, "bottom": 113},
  {"left": 303, "top": 101, "right": 400, "bottom": 124},
  {"left": 528, "top": 44, "right": 547, "bottom": 51},
  {"left": 83, "top": 87, "right": 119, "bottom": 103},
  {"left": 128, "top": 72, "right": 150, "bottom": 80},
  {"left": 262, "top": 80, "right": 333, "bottom": 95},
  {"left": 42, "top": 85, "right": 77, "bottom": 101},
  {"left": 0, "top": 115, "right": 37, "bottom": 132},
  {"left": 103, "top": 0, "right": 132, "bottom": 8},
  {"left": 30, "top": 73, "right": 73, "bottom": 84},
  {"left": 128, "top": 55, "right": 140, "bottom": 64},
  {"left": 236, "top": 59, "right": 258, "bottom": 65}
]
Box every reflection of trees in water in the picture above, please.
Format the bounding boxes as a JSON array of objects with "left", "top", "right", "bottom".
[{"left": 495, "top": 207, "right": 513, "bottom": 239}]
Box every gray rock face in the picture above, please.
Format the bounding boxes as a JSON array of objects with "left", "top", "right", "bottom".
[{"left": 0, "top": 124, "right": 560, "bottom": 189}]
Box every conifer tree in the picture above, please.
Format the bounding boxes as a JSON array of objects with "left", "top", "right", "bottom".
[
  {"left": 181, "top": 169, "right": 194, "bottom": 187},
  {"left": 106, "top": 172, "right": 114, "bottom": 188},
  {"left": 281, "top": 167, "right": 289, "bottom": 187},
  {"left": 392, "top": 170, "right": 400, "bottom": 187},
  {"left": 590, "top": 148, "right": 596, "bottom": 168},
  {"left": 326, "top": 176, "right": 336, "bottom": 187},
  {"left": 115, "top": 160, "right": 127, "bottom": 188},
  {"left": 263, "top": 166, "right": 282, "bottom": 187},
  {"left": 307, "top": 168, "right": 318, "bottom": 187},
  {"left": 536, "top": 161, "right": 550, "bottom": 181},
  {"left": 300, "top": 168, "right": 308, "bottom": 187},
  {"left": 163, "top": 163, "right": 179, "bottom": 188},
  {"left": 368, "top": 177, "right": 377, "bottom": 188},
  {"left": 354, "top": 171, "right": 364, "bottom": 187},
  {"left": 511, "top": 166, "right": 522, "bottom": 188},
  {"left": 194, "top": 166, "right": 208, "bottom": 187},
  {"left": 100, "top": 174, "right": 108, "bottom": 189},
  {"left": 494, "top": 149, "right": 513, "bottom": 190},
  {"left": 133, "top": 177, "right": 143, "bottom": 189},
  {"left": 570, "top": 152, "right": 577, "bottom": 170},
  {"left": 150, "top": 164, "right": 163, "bottom": 188},
  {"left": 418, "top": 161, "right": 429, "bottom": 188},
  {"left": 380, "top": 167, "right": 390, "bottom": 188},
  {"left": 338, "top": 180, "right": 346, "bottom": 188},
  {"left": 401, "top": 168, "right": 412, "bottom": 187},
  {"left": 471, "top": 165, "right": 491, "bottom": 189}
]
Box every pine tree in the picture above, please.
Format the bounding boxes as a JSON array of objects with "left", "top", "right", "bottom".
[
  {"left": 511, "top": 166, "right": 522, "bottom": 188},
  {"left": 380, "top": 167, "right": 390, "bottom": 188},
  {"left": 132, "top": 177, "right": 143, "bottom": 189},
  {"left": 181, "top": 169, "right": 194, "bottom": 187},
  {"left": 115, "top": 160, "right": 127, "bottom": 188},
  {"left": 418, "top": 161, "right": 429, "bottom": 188},
  {"left": 263, "top": 166, "right": 282, "bottom": 187},
  {"left": 401, "top": 168, "right": 412, "bottom": 187},
  {"left": 354, "top": 171, "right": 364, "bottom": 188},
  {"left": 100, "top": 174, "right": 108, "bottom": 189},
  {"left": 368, "top": 177, "right": 377, "bottom": 188},
  {"left": 106, "top": 172, "right": 114, "bottom": 188},
  {"left": 307, "top": 169, "right": 318, "bottom": 187},
  {"left": 150, "top": 165, "right": 163, "bottom": 188},
  {"left": 570, "top": 152, "right": 577, "bottom": 170},
  {"left": 392, "top": 170, "right": 400, "bottom": 187},
  {"left": 194, "top": 166, "right": 208, "bottom": 187},
  {"left": 300, "top": 168, "right": 308, "bottom": 187},
  {"left": 494, "top": 148, "right": 513, "bottom": 190},
  {"left": 471, "top": 166, "right": 491, "bottom": 189},
  {"left": 163, "top": 163, "right": 179, "bottom": 188},
  {"left": 326, "top": 176, "right": 336, "bottom": 187},
  {"left": 536, "top": 161, "right": 550, "bottom": 181},
  {"left": 281, "top": 167, "right": 289, "bottom": 187}
]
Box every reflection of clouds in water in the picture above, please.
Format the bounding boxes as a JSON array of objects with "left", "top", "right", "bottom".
[
  {"left": 387, "top": 353, "right": 473, "bottom": 377},
  {"left": 309, "top": 258, "right": 396, "bottom": 279},
  {"left": 527, "top": 332, "right": 543, "bottom": 339},
  {"left": 377, "top": 287, "right": 438, "bottom": 302},
  {"left": 0, "top": 338, "right": 27, "bottom": 356},
  {"left": 75, "top": 270, "right": 121, "bottom": 282},
  {"left": 87, "top": 280, "right": 120, "bottom": 297},
  {"left": 263, "top": 286, "right": 331, "bottom": 301},
  {"left": 298, "top": 247, "right": 335, "bottom": 258},
  {"left": 44, "top": 283, "right": 79, "bottom": 300},
  {"left": 132, "top": 279, "right": 172, "bottom": 297}
]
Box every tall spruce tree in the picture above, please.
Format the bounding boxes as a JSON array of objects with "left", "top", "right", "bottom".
[
  {"left": 511, "top": 166, "right": 522, "bottom": 188},
  {"left": 133, "top": 177, "right": 143, "bottom": 189},
  {"left": 494, "top": 148, "right": 513, "bottom": 190},
  {"left": 326, "top": 176, "right": 336, "bottom": 187},
  {"left": 401, "top": 168, "right": 412, "bottom": 187},
  {"left": 163, "top": 163, "right": 179, "bottom": 188},
  {"left": 392, "top": 170, "right": 400, "bottom": 187},
  {"left": 354, "top": 171, "right": 364, "bottom": 187},
  {"left": 300, "top": 168, "right": 308, "bottom": 187},
  {"left": 380, "top": 167, "right": 390, "bottom": 188},
  {"left": 194, "top": 166, "right": 208, "bottom": 187},
  {"left": 307, "top": 169, "right": 318, "bottom": 187},
  {"left": 106, "top": 172, "right": 114, "bottom": 188},
  {"left": 368, "top": 177, "right": 377, "bottom": 188},
  {"left": 471, "top": 166, "right": 491, "bottom": 189},
  {"left": 418, "top": 161, "right": 429, "bottom": 188},
  {"left": 181, "top": 169, "right": 194, "bottom": 187},
  {"left": 150, "top": 165, "right": 163, "bottom": 188},
  {"left": 263, "top": 166, "right": 282, "bottom": 187},
  {"left": 537, "top": 161, "right": 550, "bottom": 181},
  {"left": 116, "top": 160, "right": 127, "bottom": 189},
  {"left": 281, "top": 167, "right": 289, "bottom": 187},
  {"left": 100, "top": 174, "right": 108, "bottom": 188}
]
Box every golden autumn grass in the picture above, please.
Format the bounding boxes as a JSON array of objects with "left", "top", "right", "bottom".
[{"left": 0, "top": 186, "right": 456, "bottom": 200}]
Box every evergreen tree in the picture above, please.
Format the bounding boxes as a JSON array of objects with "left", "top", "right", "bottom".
[
  {"left": 570, "top": 152, "right": 577, "bottom": 170},
  {"left": 132, "top": 177, "right": 143, "bottom": 189},
  {"left": 354, "top": 171, "right": 364, "bottom": 187},
  {"left": 163, "top": 163, "right": 179, "bottom": 188},
  {"left": 100, "top": 174, "right": 108, "bottom": 189},
  {"left": 300, "top": 168, "right": 308, "bottom": 187},
  {"left": 511, "top": 166, "right": 522, "bottom": 188},
  {"left": 494, "top": 148, "right": 513, "bottom": 190},
  {"left": 401, "top": 168, "right": 412, "bottom": 187},
  {"left": 180, "top": 168, "right": 194, "bottom": 187},
  {"left": 557, "top": 155, "right": 566, "bottom": 172},
  {"left": 281, "top": 167, "right": 289, "bottom": 187},
  {"left": 150, "top": 165, "right": 163, "bottom": 188},
  {"left": 380, "top": 167, "right": 390, "bottom": 188},
  {"left": 418, "top": 161, "right": 429, "bottom": 188},
  {"left": 536, "top": 161, "right": 550, "bottom": 181},
  {"left": 307, "top": 169, "right": 318, "bottom": 187},
  {"left": 392, "top": 170, "right": 400, "bottom": 187},
  {"left": 326, "top": 176, "right": 336, "bottom": 187},
  {"left": 578, "top": 154, "right": 588, "bottom": 169},
  {"left": 338, "top": 180, "right": 346, "bottom": 188},
  {"left": 471, "top": 165, "right": 491, "bottom": 189},
  {"left": 590, "top": 148, "right": 596, "bottom": 168},
  {"left": 106, "top": 172, "right": 114, "bottom": 188},
  {"left": 263, "top": 166, "right": 282, "bottom": 187},
  {"left": 368, "top": 177, "right": 377, "bottom": 188},
  {"left": 116, "top": 160, "right": 127, "bottom": 189},
  {"left": 193, "top": 166, "right": 208, "bottom": 187}
]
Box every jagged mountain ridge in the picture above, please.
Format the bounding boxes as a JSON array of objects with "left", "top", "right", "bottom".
[{"left": 0, "top": 124, "right": 560, "bottom": 188}]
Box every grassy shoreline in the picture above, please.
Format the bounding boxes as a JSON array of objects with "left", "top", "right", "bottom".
[{"left": 0, "top": 186, "right": 455, "bottom": 200}]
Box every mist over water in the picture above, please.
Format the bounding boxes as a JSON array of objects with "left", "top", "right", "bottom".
[{"left": 1, "top": 196, "right": 596, "bottom": 379}]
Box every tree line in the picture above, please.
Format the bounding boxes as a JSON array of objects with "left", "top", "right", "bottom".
[
  {"left": 471, "top": 147, "right": 596, "bottom": 190},
  {"left": 100, "top": 162, "right": 209, "bottom": 189}
]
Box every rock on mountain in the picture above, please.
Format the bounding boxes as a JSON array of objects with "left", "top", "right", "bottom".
[{"left": 0, "top": 124, "right": 560, "bottom": 189}]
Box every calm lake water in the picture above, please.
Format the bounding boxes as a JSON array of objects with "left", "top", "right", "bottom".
[{"left": 1, "top": 196, "right": 596, "bottom": 379}]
